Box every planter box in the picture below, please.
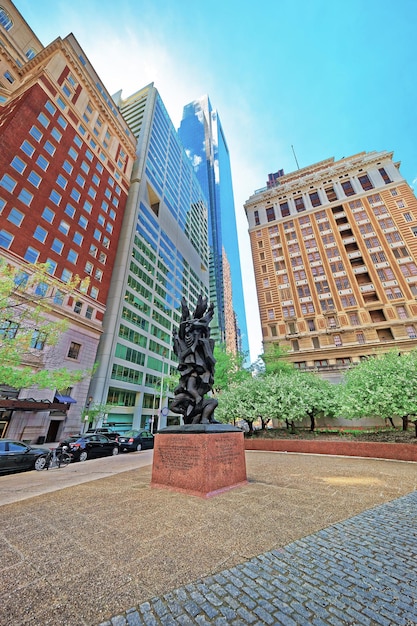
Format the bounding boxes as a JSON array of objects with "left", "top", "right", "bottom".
[{"left": 245, "top": 439, "right": 417, "bottom": 462}]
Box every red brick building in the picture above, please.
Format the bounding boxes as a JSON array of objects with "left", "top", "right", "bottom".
[{"left": 0, "top": 2, "right": 136, "bottom": 442}]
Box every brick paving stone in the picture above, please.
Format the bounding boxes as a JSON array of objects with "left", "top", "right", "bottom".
[{"left": 101, "top": 491, "right": 417, "bottom": 625}]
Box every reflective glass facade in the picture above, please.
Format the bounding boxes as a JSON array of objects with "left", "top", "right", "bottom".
[{"left": 178, "top": 96, "right": 248, "bottom": 356}]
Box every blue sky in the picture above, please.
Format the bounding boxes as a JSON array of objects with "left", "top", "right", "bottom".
[{"left": 15, "top": 0, "right": 417, "bottom": 362}]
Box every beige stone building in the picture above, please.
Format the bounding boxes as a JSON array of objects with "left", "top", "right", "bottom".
[{"left": 245, "top": 150, "right": 417, "bottom": 382}]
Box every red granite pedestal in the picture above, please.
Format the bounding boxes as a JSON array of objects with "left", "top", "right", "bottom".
[{"left": 150, "top": 424, "right": 248, "bottom": 498}]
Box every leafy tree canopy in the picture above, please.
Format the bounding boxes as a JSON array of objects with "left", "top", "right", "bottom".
[
  {"left": 339, "top": 350, "right": 417, "bottom": 429},
  {"left": 0, "top": 259, "right": 90, "bottom": 390}
]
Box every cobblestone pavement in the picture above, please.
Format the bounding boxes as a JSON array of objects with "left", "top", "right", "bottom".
[{"left": 100, "top": 491, "right": 417, "bottom": 626}]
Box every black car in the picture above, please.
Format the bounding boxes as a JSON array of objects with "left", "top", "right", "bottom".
[
  {"left": 85, "top": 428, "right": 120, "bottom": 441},
  {"left": 59, "top": 434, "right": 119, "bottom": 462},
  {"left": 0, "top": 439, "right": 48, "bottom": 474},
  {"left": 118, "top": 430, "right": 154, "bottom": 452}
]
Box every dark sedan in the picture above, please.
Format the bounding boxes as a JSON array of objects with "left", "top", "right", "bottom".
[
  {"left": 0, "top": 439, "right": 48, "bottom": 474},
  {"left": 59, "top": 434, "right": 119, "bottom": 462},
  {"left": 118, "top": 430, "right": 154, "bottom": 452}
]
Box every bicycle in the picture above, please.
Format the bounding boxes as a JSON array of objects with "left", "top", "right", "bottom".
[{"left": 36, "top": 447, "right": 71, "bottom": 470}]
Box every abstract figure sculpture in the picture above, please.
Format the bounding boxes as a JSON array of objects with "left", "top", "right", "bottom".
[{"left": 170, "top": 295, "right": 218, "bottom": 424}]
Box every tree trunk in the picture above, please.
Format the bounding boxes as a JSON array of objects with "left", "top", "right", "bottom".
[
  {"left": 414, "top": 420, "right": 417, "bottom": 438},
  {"left": 402, "top": 415, "right": 409, "bottom": 431},
  {"left": 387, "top": 417, "right": 396, "bottom": 429},
  {"left": 290, "top": 420, "right": 296, "bottom": 434},
  {"left": 309, "top": 413, "right": 316, "bottom": 432}
]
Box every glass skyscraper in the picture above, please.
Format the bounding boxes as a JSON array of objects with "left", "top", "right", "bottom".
[
  {"left": 178, "top": 96, "right": 249, "bottom": 357},
  {"left": 88, "top": 84, "right": 210, "bottom": 431}
]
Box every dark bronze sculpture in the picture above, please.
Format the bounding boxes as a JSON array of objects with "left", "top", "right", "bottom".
[{"left": 170, "top": 295, "right": 218, "bottom": 424}]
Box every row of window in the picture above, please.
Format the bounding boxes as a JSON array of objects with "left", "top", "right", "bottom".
[{"left": 256, "top": 175, "right": 396, "bottom": 226}]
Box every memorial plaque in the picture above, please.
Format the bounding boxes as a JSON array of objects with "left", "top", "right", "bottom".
[{"left": 151, "top": 430, "right": 248, "bottom": 498}]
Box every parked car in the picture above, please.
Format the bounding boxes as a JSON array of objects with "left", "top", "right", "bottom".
[
  {"left": 85, "top": 428, "right": 120, "bottom": 441},
  {"left": 0, "top": 439, "right": 48, "bottom": 474},
  {"left": 118, "top": 430, "right": 154, "bottom": 452},
  {"left": 59, "top": 434, "right": 119, "bottom": 462}
]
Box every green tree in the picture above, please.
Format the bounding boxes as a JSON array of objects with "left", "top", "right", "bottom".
[
  {"left": 213, "top": 344, "right": 251, "bottom": 393},
  {"left": 260, "top": 343, "right": 294, "bottom": 376},
  {"left": 340, "top": 350, "right": 417, "bottom": 431},
  {"left": 0, "top": 259, "right": 90, "bottom": 390},
  {"left": 81, "top": 403, "right": 113, "bottom": 430}
]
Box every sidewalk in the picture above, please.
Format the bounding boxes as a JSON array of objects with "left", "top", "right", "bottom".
[{"left": 0, "top": 450, "right": 416, "bottom": 625}]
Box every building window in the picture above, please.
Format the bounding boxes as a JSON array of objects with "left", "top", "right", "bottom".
[
  {"left": 73, "top": 232, "right": 83, "bottom": 246},
  {"left": 4, "top": 71, "right": 14, "bottom": 84},
  {"left": 403, "top": 212, "right": 413, "bottom": 223},
  {"left": 37, "top": 112, "right": 49, "bottom": 128},
  {"left": 85, "top": 306, "right": 94, "bottom": 320},
  {"left": 396, "top": 306, "right": 408, "bottom": 320},
  {"left": 378, "top": 168, "right": 391, "bottom": 184},
  {"left": 385, "top": 287, "right": 403, "bottom": 300},
  {"left": 282, "top": 306, "right": 295, "bottom": 318},
  {"left": 58, "top": 221, "right": 70, "bottom": 235},
  {"left": 312, "top": 337, "right": 320, "bottom": 349},
  {"left": 294, "top": 197, "right": 305, "bottom": 212},
  {"left": 307, "top": 319, "right": 316, "bottom": 331},
  {"left": 57, "top": 174, "right": 68, "bottom": 189},
  {"left": 44, "top": 141, "right": 56, "bottom": 156},
  {"left": 28, "top": 171, "right": 42, "bottom": 188},
  {"left": 0, "top": 174, "right": 17, "bottom": 193},
  {"left": 7, "top": 208, "right": 24, "bottom": 227},
  {"left": 54, "top": 290, "right": 65, "bottom": 305},
  {"left": 37, "top": 155, "right": 49, "bottom": 171},
  {"left": 280, "top": 201, "right": 290, "bottom": 217},
  {"left": 61, "top": 268, "right": 72, "bottom": 283},
  {"left": 325, "top": 186, "right": 337, "bottom": 202},
  {"left": 45, "top": 258, "right": 57, "bottom": 275},
  {"left": 21, "top": 140, "right": 35, "bottom": 157},
  {"left": 74, "top": 301, "right": 82, "bottom": 314},
  {"left": 349, "top": 313, "right": 360, "bottom": 326},
  {"left": 11, "top": 156, "right": 26, "bottom": 174},
  {"left": 0, "top": 321, "right": 19, "bottom": 339},
  {"left": 67, "top": 249, "right": 78, "bottom": 264},
  {"left": 291, "top": 339, "right": 299, "bottom": 352},
  {"left": 24, "top": 247, "right": 39, "bottom": 263},
  {"left": 49, "top": 190, "right": 62, "bottom": 206},
  {"left": 33, "top": 226, "right": 47, "bottom": 243},
  {"left": 30, "top": 330, "right": 47, "bottom": 350},
  {"left": 64, "top": 203, "right": 75, "bottom": 219},
  {"left": 301, "top": 302, "right": 315, "bottom": 314},
  {"left": 341, "top": 180, "right": 355, "bottom": 196},
  {"left": 333, "top": 334, "right": 342, "bottom": 347},
  {"left": 51, "top": 238, "right": 64, "bottom": 254},
  {"left": 266, "top": 206, "right": 275, "bottom": 222},
  {"left": 309, "top": 191, "right": 321, "bottom": 207},
  {"left": 67, "top": 342, "right": 81, "bottom": 359},
  {"left": 0, "top": 8, "right": 13, "bottom": 30},
  {"left": 358, "top": 174, "right": 373, "bottom": 191},
  {"left": 0, "top": 230, "right": 13, "bottom": 249},
  {"left": 341, "top": 295, "right": 357, "bottom": 307},
  {"left": 18, "top": 188, "right": 33, "bottom": 206},
  {"left": 406, "top": 325, "right": 417, "bottom": 339},
  {"left": 90, "top": 286, "right": 99, "bottom": 300}
]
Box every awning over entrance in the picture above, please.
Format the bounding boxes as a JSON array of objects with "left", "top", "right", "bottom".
[
  {"left": 54, "top": 395, "right": 77, "bottom": 404},
  {"left": 0, "top": 398, "right": 69, "bottom": 411}
]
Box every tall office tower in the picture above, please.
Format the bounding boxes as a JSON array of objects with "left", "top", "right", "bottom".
[
  {"left": 178, "top": 96, "right": 249, "bottom": 357},
  {"left": 87, "top": 84, "right": 210, "bottom": 432},
  {"left": 0, "top": 1, "right": 136, "bottom": 441},
  {"left": 245, "top": 150, "right": 417, "bottom": 382},
  {"left": 222, "top": 248, "right": 239, "bottom": 354}
]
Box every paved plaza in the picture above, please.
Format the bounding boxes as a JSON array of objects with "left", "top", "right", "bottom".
[
  {"left": 102, "top": 491, "right": 417, "bottom": 626},
  {"left": 0, "top": 450, "right": 416, "bottom": 625}
]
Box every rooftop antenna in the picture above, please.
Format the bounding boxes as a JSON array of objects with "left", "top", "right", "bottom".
[{"left": 291, "top": 145, "right": 300, "bottom": 170}]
